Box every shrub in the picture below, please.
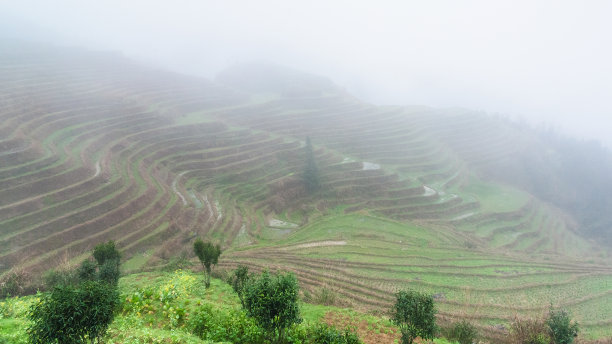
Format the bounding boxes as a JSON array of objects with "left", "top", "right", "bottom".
[
  {"left": 190, "top": 303, "right": 265, "bottom": 344},
  {"left": 310, "top": 324, "right": 362, "bottom": 344},
  {"left": 509, "top": 316, "right": 551, "bottom": 344},
  {"left": 93, "top": 241, "right": 121, "bottom": 286},
  {"left": 44, "top": 241, "right": 121, "bottom": 289},
  {"left": 93, "top": 241, "right": 121, "bottom": 266},
  {"left": 446, "top": 320, "right": 478, "bottom": 344},
  {"left": 0, "top": 268, "right": 30, "bottom": 298},
  {"left": 27, "top": 281, "right": 119, "bottom": 344},
  {"left": 547, "top": 308, "right": 579, "bottom": 344},
  {"left": 391, "top": 289, "right": 437, "bottom": 344},
  {"left": 305, "top": 287, "right": 338, "bottom": 306},
  {"left": 43, "top": 267, "right": 80, "bottom": 289},
  {"left": 243, "top": 270, "right": 301, "bottom": 343},
  {"left": 228, "top": 265, "right": 250, "bottom": 307},
  {"left": 98, "top": 259, "right": 120, "bottom": 286},
  {"left": 77, "top": 259, "right": 97, "bottom": 282},
  {"left": 163, "top": 252, "right": 194, "bottom": 271}
]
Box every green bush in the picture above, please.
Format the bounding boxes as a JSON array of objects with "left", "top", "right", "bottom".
[
  {"left": 510, "top": 316, "right": 551, "bottom": 344},
  {"left": 93, "top": 241, "right": 121, "bottom": 266},
  {"left": 446, "top": 320, "right": 478, "bottom": 344},
  {"left": 98, "top": 259, "right": 120, "bottom": 286},
  {"left": 77, "top": 259, "right": 97, "bottom": 282},
  {"left": 308, "top": 287, "right": 337, "bottom": 306},
  {"left": 0, "top": 269, "right": 30, "bottom": 298},
  {"left": 43, "top": 267, "right": 80, "bottom": 289},
  {"left": 228, "top": 265, "right": 250, "bottom": 307},
  {"left": 547, "top": 308, "right": 579, "bottom": 344},
  {"left": 243, "top": 270, "right": 302, "bottom": 343},
  {"left": 309, "top": 324, "right": 361, "bottom": 344},
  {"left": 27, "top": 281, "right": 119, "bottom": 344},
  {"left": 391, "top": 289, "right": 437, "bottom": 344},
  {"left": 190, "top": 303, "right": 265, "bottom": 344},
  {"left": 163, "top": 252, "right": 193, "bottom": 271},
  {"left": 44, "top": 241, "right": 121, "bottom": 290},
  {"left": 93, "top": 241, "right": 121, "bottom": 286}
]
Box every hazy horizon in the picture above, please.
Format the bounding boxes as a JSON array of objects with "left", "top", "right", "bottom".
[{"left": 2, "top": 0, "right": 611, "bottom": 147}]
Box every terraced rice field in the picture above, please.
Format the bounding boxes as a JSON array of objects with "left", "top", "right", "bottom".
[
  {"left": 221, "top": 214, "right": 612, "bottom": 339},
  {"left": 1, "top": 45, "right": 611, "bottom": 339}
]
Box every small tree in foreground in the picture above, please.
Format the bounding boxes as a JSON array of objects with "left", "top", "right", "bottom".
[
  {"left": 29, "top": 241, "right": 122, "bottom": 344},
  {"left": 391, "top": 289, "right": 437, "bottom": 344},
  {"left": 27, "top": 281, "right": 119, "bottom": 344},
  {"left": 243, "top": 270, "right": 301, "bottom": 343},
  {"left": 193, "top": 239, "right": 221, "bottom": 288},
  {"left": 547, "top": 308, "right": 579, "bottom": 344},
  {"left": 229, "top": 265, "right": 250, "bottom": 307}
]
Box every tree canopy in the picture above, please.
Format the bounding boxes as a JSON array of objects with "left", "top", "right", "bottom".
[
  {"left": 243, "top": 270, "right": 301, "bottom": 343},
  {"left": 391, "top": 289, "right": 437, "bottom": 344},
  {"left": 193, "top": 238, "right": 221, "bottom": 288}
]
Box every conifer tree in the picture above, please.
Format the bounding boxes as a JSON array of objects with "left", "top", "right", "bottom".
[{"left": 304, "top": 136, "right": 320, "bottom": 193}]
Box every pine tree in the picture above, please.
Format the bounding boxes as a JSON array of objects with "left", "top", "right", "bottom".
[{"left": 304, "top": 136, "right": 320, "bottom": 193}]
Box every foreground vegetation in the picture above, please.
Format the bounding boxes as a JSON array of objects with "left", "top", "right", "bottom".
[
  {"left": 0, "top": 270, "right": 402, "bottom": 343},
  {"left": 0, "top": 266, "right": 599, "bottom": 344}
]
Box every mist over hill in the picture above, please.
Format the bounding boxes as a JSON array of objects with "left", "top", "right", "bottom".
[{"left": 216, "top": 60, "right": 612, "bottom": 248}]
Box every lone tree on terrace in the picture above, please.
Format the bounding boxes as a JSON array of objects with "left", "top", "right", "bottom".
[
  {"left": 303, "top": 136, "right": 320, "bottom": 193},
  {"left": 391, "top": 289, "right": 438, "bottom": 344},
  {"left": 193, "top": 238, "right": 221, "bottom": 288},
  {"left": 92, "top": 240, "right": 121, "bottom": 285},
  {"left": 243, "top": 270, "right": 301, "bottom": 343}
]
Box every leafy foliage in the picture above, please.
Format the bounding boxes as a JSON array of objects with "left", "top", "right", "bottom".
[
  {"left": 27, "top": 241, "right": 122, "bottom": 343},
  {"left": 43, "top": 266, "right": 80, "bottom": 289},
  {"left": 243, "top": 270, "right": 301, "bottom": 343},
  {"left": 192, "top": 239, "right": 221, "bottom": 288},
  {"left": 391, "top": 289, "right": 437, "bottom": 344},
  {"left": 446, "top": 320, "right": 478, "bottom": 344},
  {"left": 27, "top": 281, "right": 119, "bottom": 344},
  {"left": 190, "top": 303, "right": 265, "bottom": 344},
  {"left": 98, "top": 259, "right": 121, "bottom": 286},
  {"left": 121, "top": 270, "right": 197, "bottom": 329},
  {"left": 0, "top": 269, "right": 30, "bottom": 298},
  {"left": 510, "top": 316, "right": 551, "bottom": 344},
  {"left": 93, "top": 241, "right": 121, "bottom": 286},
  {"left": 547, "top": 308, "right": 579, "bottom": 344},
  {"left": 93, "top": 241, "right": 121, "bottom": 266},
  {"left": 77, "top": 259, "right": 98, "bottom": 282},
  {"left": 228, "top": 265, "right": 250, "bottom": 308},
  {"left": 310, "top": 324, "right": 362, "bottom": 344}
]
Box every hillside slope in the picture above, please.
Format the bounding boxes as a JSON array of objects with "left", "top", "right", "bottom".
[{"left": 1, "top": 43, "right": 612, "bottom": 338}]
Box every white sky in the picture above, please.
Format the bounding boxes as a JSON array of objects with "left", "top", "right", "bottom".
[{"left": 2, "top": 0, "right": 611, "bottom": 146}]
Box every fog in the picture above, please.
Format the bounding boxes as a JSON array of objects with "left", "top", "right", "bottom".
[{"left": 2, "top": 0, "right": 611, "bottom": 146}]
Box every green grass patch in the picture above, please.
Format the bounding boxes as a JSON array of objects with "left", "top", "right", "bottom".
[{"left": 461, "top": 179, "right": 529, "bottom": 213}]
